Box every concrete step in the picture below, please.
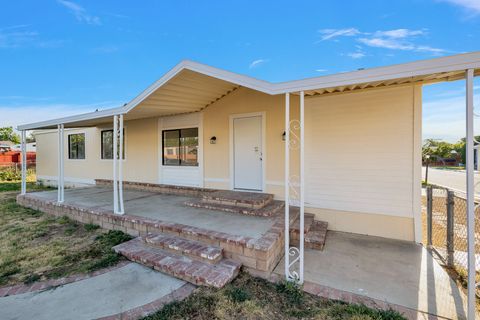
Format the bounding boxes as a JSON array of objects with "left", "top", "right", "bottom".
[
  {"left": 184, "top": 199, "right": 284, "bottom": 217},
  {"left": 201, "top": 190, "right": 273, "bottom": 209},
  {"left": 113, "top": 238, "right": 241, "bottom": 288},
  {"left": 305, "top": 221, "right": 328, "bottom": 250},
  {"left": 289, "top": 213, "right": 315, "bottom": 240},
  {"left": 143, "top": 233, "right": 223, "bottom": 264}
]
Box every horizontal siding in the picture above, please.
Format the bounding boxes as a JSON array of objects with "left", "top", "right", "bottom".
[
  {"left": 305, "top": 86, "right": 414, "bottom": 218},
  {"left": 162, "top": 167, "right": 201, "bottom": 187}
]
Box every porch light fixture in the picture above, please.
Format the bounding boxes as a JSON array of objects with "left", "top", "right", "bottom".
[
  {"left": 210, "top": 136, "right": 217, "bottom": 144},
  {"left": 282, "top": 131, "right": 286, "bottom": 141}
]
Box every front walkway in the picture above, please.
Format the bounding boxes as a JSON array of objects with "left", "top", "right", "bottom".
[
  {"left": 274, "top": 231, "right": 469, "bottom": 320},
  {"left": 0, "top": 263, "right": 194, "bottom": 320}
]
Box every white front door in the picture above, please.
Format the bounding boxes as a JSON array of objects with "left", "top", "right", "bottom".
[{"left": 233, "top": 115, "right": 263, "bottom": 190}]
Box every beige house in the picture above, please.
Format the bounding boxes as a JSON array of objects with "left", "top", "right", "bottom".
[{"left": 21, "top": 52, "right": 480, "bottom": 244}]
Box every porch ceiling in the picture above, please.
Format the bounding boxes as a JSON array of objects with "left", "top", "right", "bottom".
[{"left": 125, "top": 69, "right": 239, "bottom": 120}]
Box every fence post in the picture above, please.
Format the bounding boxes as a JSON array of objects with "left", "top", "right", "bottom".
[
  {"left": 427, "top": 186, "right": 433, "bottom": 247},
  {"left": 446, "top": 190, "right": 455, "bottom": 267}
]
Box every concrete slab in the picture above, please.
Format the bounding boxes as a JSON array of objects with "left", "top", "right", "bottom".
[
  {"left": 274, "top": 231, "right": 469, "bottom": 320},
  {"left": 32, "top": 187, "right": 275, "bottom": 239},
  {"left": 0, "top": 263, "right": 186, "bottom": 320}
]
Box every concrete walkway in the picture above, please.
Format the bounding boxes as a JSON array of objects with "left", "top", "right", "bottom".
[
  {"left": 0, "top": 263, "right": 188, "bottom": 320},
  {"left": 275, "top": 231, "right": 469, "bottom": 320}
]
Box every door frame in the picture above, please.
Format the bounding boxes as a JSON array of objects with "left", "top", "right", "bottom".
[{"left": 229, "top": 111, "right": 266, "bottom": 191}]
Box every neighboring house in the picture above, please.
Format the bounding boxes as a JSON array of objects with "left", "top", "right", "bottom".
[
  {"left": 19, "top": 52, "right": 480, "bottom": 243},
  {"left": 11, "top": 142, "right": 36, "bottom": 153}
]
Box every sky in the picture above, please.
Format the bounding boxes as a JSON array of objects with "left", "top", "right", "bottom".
[{"left": 0, "top": 0, "right": 479, "bottom": 142}]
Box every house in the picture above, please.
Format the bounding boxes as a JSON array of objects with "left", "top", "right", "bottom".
[
  {"left": 11, "top": 142, "right": 36, "bottom": 153},
  {"left": 14, "top": 52, "right": 480, "bottom": 318},
  {"left": 19, "top": 52, "right": 480, "bottom": 244}
]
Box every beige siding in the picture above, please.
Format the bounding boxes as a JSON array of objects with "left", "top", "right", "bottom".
[{"left": 305, "top": 85, "right": 416, "bottom": 218}]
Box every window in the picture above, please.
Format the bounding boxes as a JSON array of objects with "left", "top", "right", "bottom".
[
  {"left": 68, "top": 133, "right": 85, "bottom": 159},
  {"left": 162, "top": 128, "right": 198, "bottom": 166},
  {"left": 101, "top": 129, "right": 125, "bottom": 159}
]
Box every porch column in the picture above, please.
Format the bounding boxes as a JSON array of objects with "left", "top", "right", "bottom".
[
  {"left": 113, "top": 115, "right": 118, "bottom": 214},
  {"left": 284, "top": 93, "right": 290, "bottom": 281},
  {"left": 299, "top": 91, "right": 305, "bottom": 284},
  {"left": 20, "top": 130, "right": 26, "bottom": 195},
  {"left": 118, "top": 114, "right": 125, "bottom": 214},
  {"left": 465, "top": 68, "right": 476, "bottom": 320},
  {"left": 57, "top": 124, "right": 64, "bottom": 203}
]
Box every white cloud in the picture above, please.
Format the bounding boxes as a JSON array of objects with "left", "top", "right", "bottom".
[
  {"left": 315, "top": 69, "right": 327, "bottom": 72},
  {"left": 318, "top": 28, "right": 360, "bottom": 41},
  {"left": 91, "top": 45, "right": 119, "bottom": 54},
  {"left": 57, "top": 0, "right": 101, "bottom": 25},
  {"left": 373, "top": 28, "right": 426, "bottom": 39},
  {"left": 319, "top": 27, "right": 447, "bottom": 55},
  {"left": 440, "top": 0, "right": 480, "bottom": 13},
  {"left": 346, "top": 52, "right": 366, "bottom": 59},
  {"left": 249, "top": 59, "right": 268, "bottom": 69},
  {"left": 0, "top": 25, "right": 38, "bottom": 48}
]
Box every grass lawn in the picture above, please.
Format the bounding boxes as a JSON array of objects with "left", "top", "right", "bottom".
[
  {"left": 144, "top": 272, "right": 406, "bottom": 320},
  {"left": 0, "top": 181, "right": 132, "bottom": 287}
]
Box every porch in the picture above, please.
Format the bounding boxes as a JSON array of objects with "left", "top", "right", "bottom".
[{"left": 17, "top": 185, "right": 471, "bottom": 319}]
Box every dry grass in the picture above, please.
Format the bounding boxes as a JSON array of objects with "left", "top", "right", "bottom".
[
  {"left": 143, "top": 273, "right": 406, "bottom": 320},
  {"left": 0, "top": 183, "right": 132, "bottom": 286}
]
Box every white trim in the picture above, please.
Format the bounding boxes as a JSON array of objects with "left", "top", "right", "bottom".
[
  {"left": 229, "top": 111, "right": 266, "bottom": 192},
  {"left": 284, "top": 93, "right": 290, "bottom": 281},
  {"left": 299, "top": 91, "right": 305, "bottom": 284},
  {"left": 20, "top": 130, "right": 26, "bottom": 195},
  {"left": 412, "top": 85, "right": 423, "bottom": 243},
  {"left": 18, "top": 52, "right": 480, "bottom": 131}
]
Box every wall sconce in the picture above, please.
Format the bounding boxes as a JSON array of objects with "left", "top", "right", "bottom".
[
  {"left": 210, "top": 136, "right": 217, "bottom": 144},
  {"left": 282, "top": 131, "right": 286, "bottom": 141}
]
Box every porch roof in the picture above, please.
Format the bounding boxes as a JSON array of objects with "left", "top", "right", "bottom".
[{"left": 18, "top": 51, "right": 480, "bottom": 131}]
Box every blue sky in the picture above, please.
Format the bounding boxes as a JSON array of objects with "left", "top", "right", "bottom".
[{"left": 0, "top": 0, "right": 479, "bottom": 141}]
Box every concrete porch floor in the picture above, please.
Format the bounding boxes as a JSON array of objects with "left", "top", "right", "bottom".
[
  {"left": 30, "top": 186, "right": 276, "bottom": 239},
  {"left": 274, "top": 231, "right": 469, "bottom": 319}
]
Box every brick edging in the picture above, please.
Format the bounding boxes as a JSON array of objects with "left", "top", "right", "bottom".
[
  {"left": 0, "top": 261, "right": 130, "bottom": 298},
  {"left": 96, "top": 283, "right": 196, "bottom": 320}
]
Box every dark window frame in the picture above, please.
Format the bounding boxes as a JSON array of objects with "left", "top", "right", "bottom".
[
  {"left": 162, "top": 128, "right": 198, "bottom": 167},
  {"left": 68, "top": 133, "right": 85, "bottom": 160},
  {"left": 101, "top": 129, "right": 125, "bottom": 160}
]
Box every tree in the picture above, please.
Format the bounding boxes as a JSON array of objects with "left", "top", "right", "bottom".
[{"left": 0, "top": 127, "right": 20, "bottom": 144}]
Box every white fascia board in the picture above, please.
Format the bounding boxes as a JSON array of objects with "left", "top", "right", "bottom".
[
  {"left": 17, "top": 106, "right": 125, "bottom": 130},
  {"left": 271, "top": 51, "right": 480, "bottom": 93}
]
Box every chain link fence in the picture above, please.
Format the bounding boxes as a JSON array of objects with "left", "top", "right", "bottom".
[{"left": 422, "top": 185, "right": 480, "bottom": 299}]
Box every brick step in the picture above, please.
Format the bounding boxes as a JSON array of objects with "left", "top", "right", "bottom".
[
  {"left": 113, "top": 238, "right": 241, "bottom": 288},
  {"left": 143, "top": 233, "right": 223, "bottom": 264},
  {"left": 184, "top": 199, "right": 284, "bottom": 217},
  {"left": 201, "top": 190, "right": 273, "bottom": 209},
  {"left": 305, "top": 221, "right": 328, "bottom": 250},
  {"left": 289, "top": 213, "right": 316, "bottom": 240}
]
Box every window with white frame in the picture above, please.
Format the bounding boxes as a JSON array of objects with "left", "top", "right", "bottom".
[
  {"left": 162, "top": 128, "right": 198, "bottom": 166},
  {"left": 68, "top": 133, "right": 85, "bottom": 159},
  {"left": 101, "top": 129, "right": 125, "bottom": 159}
]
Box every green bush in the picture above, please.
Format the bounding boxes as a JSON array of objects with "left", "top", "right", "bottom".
[{"left": 0, "top": 167, "right": 22, "bottom": 181}]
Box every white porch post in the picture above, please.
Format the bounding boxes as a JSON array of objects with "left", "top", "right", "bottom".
[
  {"left": 284, "top": 93, "right": 290, "bottom": 280},
  {"left": 113, "top": 115, "right": 119, "bottom": 214},
  {"left": 465, "top": 68, "right": 476, "bottom": 320},
  {"left": 57, "top": 124, "right": 64, "bottom": 203},
  {"left": 20, "top": 130, "right": 27, "bottom": 195},
  {"left": 299, "top": 91, "right": 305, "bottom": 284},
  {"left": 118, "top": 114, "right": 125, "bottom": 214}
]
